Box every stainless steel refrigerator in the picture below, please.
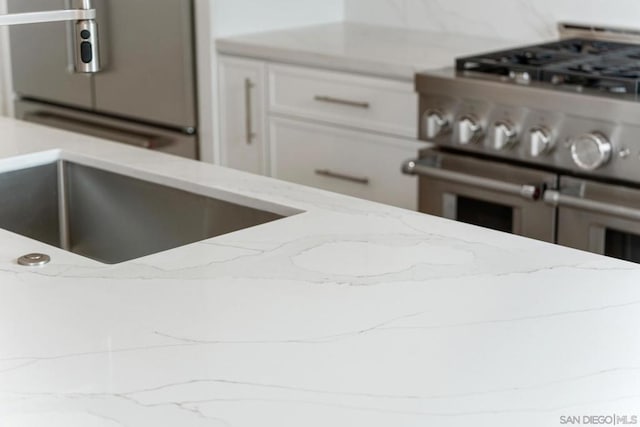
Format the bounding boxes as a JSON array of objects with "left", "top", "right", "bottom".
[{"left": 8, "top": 0, "right": 198, "bottom": 159}]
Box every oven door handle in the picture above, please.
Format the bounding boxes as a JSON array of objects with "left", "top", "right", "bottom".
[
  {"left": 544, "top": 189, "right": 640, "bottom": 222},
  {"left": 402, "top": 160, "right": 544, "bottom": 201}
]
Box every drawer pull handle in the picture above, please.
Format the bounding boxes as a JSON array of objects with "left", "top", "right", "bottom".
[
  {"left": 245, "top": 78, "right": 256, "bottom": 144},
  {"left": 315, "top": 169, "right": 370, "bottom": 185},
  {"left": 313, "top": 95, "right": 370, "bottom": 109}
]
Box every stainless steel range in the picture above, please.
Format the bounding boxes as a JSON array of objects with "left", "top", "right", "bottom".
[{"left": 404, "top": 23, "right": 640, "bottom": 263}]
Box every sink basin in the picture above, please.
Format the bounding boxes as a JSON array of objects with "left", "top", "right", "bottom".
[{"left": 0, "top": 160, "right": 293, "bottom": 264}]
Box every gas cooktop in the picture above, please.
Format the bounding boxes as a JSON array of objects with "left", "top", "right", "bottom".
[
  {"left": 457, "top": 38, "right": 640, "bottom": 95},
  {"left": 414, "top": 24, "right": 640, "bottom": 186}
]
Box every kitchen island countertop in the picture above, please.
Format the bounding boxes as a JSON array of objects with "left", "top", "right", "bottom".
[
  {"left": 1, "top": 117, "right": 640, "bottom": 426},
  {"left": 216, "top": 22, "right": 523, "bottom": 80}
]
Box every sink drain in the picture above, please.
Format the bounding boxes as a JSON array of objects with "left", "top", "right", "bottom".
[{"left": 17, "top": 253, "right": 51, "bottom": 267}]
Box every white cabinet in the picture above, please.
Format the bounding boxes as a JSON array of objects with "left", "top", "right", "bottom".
[
  {"left": 218, "top": 56, "right": 267, "bottom": 174},
  {"left": 270, "top": 117, "right": 427, "bottom": 210},
  {"left": 217, "top": 55, "right": 429, "bottom": 210}
]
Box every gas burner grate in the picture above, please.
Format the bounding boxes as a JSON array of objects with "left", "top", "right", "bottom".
[
  {"left": 540, "top": 39, "right": 632, "bottom": 55},
  {"left": 543, "top": 56, "right": 640, "bottom": 94},
  {"left": 456, "top": 46, "right": 577, "bottom": 80},
  {"left": 456, "top": 38, "right": 640, "bottom": 94}
]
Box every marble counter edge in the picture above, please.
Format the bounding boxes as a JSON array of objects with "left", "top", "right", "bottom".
[{"left": 215, "top": 38, "right": 419, "bottom": 81}]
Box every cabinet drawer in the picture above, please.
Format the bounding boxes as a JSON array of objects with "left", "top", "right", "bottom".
[
  {"left": 268, "top": 64, "right": 417, "bottom": 139},
  {"left": 270, "top": 118, "right": 429, "bottom": 210}
]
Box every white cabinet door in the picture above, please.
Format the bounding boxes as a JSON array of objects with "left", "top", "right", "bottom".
[
  {"left": 270, "top": 117, "right": 430, "bottom": 210},
  {"left": 218, "top": 56, "right": 267, "bottom": 174}
]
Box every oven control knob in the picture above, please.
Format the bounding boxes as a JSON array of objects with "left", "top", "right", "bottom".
[
  {"left": 492, "top": 120, "right": 518, "bottom": 150},
  {"left": 570, "top": 132, "right": 612, "bottom": 170},
  {"left": 458, "top": 115, "right": 481, "bottom": 145},
  {"left": 529, "top": 127, "right": 553, "bottom": 157},
  {"left": 423, "top": 109, "right": 449, "bottom": 139}
]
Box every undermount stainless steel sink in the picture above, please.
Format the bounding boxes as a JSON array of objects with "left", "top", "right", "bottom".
[{"left": 0, "top": 161, "right": 293, "bottom": 264}]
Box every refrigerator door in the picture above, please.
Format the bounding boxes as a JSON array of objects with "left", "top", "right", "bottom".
[
  {"left": 7, "top": 0, "right": 93, "bottom": 109},
  {"left": 93, "top": 0, "right": 197, "bottom": 129},
  {"left": 16, "top": 100, "right": 198, "bottom": 159}
]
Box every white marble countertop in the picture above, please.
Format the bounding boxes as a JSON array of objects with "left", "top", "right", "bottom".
[
  {"left": 216, "top": 22, "right": 526, "bottom": 80},
  {"left": 1, "top": 117, "right": 640, "bottom": 426}
]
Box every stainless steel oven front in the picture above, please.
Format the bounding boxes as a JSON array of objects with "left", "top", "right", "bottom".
[
  {"left": 404, "top": 149, "right": 558, "bottom": 243},
  {"left": 404, "top": 149, "right": 640, "bottom": 264},
  {"left": 411, "top": 25, "right": 640, "bottom": 264},
  {"left": 545, "top": 176, "right": 640, "bottom": 263}
]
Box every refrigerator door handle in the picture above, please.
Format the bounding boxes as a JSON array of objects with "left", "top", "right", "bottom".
[{"left": 23, "top": 111, "right": 167, "bottom": 150}]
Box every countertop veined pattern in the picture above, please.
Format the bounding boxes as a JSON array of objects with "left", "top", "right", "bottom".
[
  {"left": 216, "top": 22, "right": 526, "bottom": 80},
  {"left": 1, "top": 118, "right": 640, "bottom": 426}
]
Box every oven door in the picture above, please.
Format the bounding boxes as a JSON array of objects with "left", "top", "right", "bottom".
[
  {"left": 545, "top": 176, "right": 640, "bottom": 263},
  {"left": 403, "top": 149, "right": 558, "bottom": 242}
]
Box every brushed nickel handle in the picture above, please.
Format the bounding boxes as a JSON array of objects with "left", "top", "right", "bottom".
[
  {"left": 402, "top": 160, "right": 543, "bottom": 201},
  {"left": 24, "top": 112, "right": 163, "bottom": 149},
  {"left": 245, "top": 78, "right": 256, "bottom": 144},
  {"left": 315, "top": 169, "right": 370, "bottom": 185},
  {"left": 544, "top": 190, "right": 640, "bottom": 222},
  {"left": 313, "top": 95, "right": 370, "bottom": 109}
]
